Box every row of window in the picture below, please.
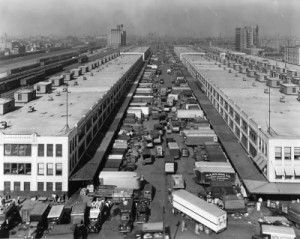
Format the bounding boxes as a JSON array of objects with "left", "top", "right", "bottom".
[
  {"left": 4, "top": 144, "right": 63, "bottom": 157},
  {"left": 37, "top": 163, "right": 62, "bottom": 176},
  {"left": 3, "top": 181, "right": 62, "bottom": 192},
  {"left": 4, "top": 163, "right": 31, "bottom": 175},
  {"left": 275, "top": 147, "right": 300, "bottom": 160},
  {"left": 38, "top": 144, "right": 62, "bottom": 157}
]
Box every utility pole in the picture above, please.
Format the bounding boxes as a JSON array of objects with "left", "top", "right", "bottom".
[{"left": 268, "top": 84, "right": 271, "bottom": 134}]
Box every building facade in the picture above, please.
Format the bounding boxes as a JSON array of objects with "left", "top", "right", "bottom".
[
  {"left": 107, "top": 24, "right": 127, "bottom": 48},
  {"left": 235, "top": 26, "right": 259, "bottom": 52},
  {"left": 284, "top": 46, "right": 300, "bottom": 66},
  {"left": 176, "top": 46, "right": 300, "bottom": 184},
  {"left": 0, "top": 48, "right": 148, "bottom": 195}
]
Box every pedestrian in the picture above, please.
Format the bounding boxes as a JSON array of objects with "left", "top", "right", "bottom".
[{"left": 181, "top": 219, "right": 186, "bottom": 232}]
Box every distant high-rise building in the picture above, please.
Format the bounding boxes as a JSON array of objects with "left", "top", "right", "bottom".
[
  {"left": 107, "top": 24, "right": 126, "bottom": 47},
  {"left": 284, "top": 46, "right": 300, "bottom": 65},
  {"left": 235, "top": 25, "right": 259, "bottom": 51}
]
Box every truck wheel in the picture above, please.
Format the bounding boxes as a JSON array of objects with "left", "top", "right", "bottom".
[{"left": 204, "top": 226, "right": 211, "bottom": 235}]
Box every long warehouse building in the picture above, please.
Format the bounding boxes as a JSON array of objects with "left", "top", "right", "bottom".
[
  {"left": 175, "top": 46, "right": 300, "bottom": 195},
  {"left": 0, "top": 47, "right": 149, "bottom": 194}
]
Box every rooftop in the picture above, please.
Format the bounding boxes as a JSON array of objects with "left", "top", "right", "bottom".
[
  {"left": 189, "top": 55, "right": 300, "bottom": 137},
  {"left": 0, "top": 54, "right": 140, "bottom": 136}
]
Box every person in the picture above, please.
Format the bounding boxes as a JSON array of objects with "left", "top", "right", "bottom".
[{"left": 181, "top": 219, "right": 186, "bottom": 232}]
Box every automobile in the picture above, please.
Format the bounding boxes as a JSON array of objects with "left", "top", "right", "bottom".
[
  {"left": 160, "top": 79, "right": 164, "bottom": 84},
  {"left": 181, "top": 148, "right": 189, "bottom": 157}
]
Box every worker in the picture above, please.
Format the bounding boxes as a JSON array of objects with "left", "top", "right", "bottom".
[
  {"left": 195, "top": 223, "right": 200, "bottom": 235},
  {"left": 181, "top": 219, "right": 186, "bottom": 232}
]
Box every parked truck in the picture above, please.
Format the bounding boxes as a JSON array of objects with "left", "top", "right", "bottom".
[
  {"left": 168, "top": 142, "right": 180, "bottom": 160},
  {"left": 165, "top": 158, "right": 176, "bottom": 174},
  {"left": 252, "top": 224, "right": 296, "bottom": 239},
  {"left": 171, "top": 174, "right": 185, "bottom": 190},
  {"left": 71, "top": 202, "right": 87, "bottom": 226},
  {"left": 119, "top": 199, "right": 134, "bottom": 234},
  {"left": 171, "top": 190, "right": 227, "bottom": 234},
  {"left": 287, "top": 203, "right": 300, "bottom": 228},
  {"left": 0, "top": 204, "right": 22, "bottom": 236},
  {"left": 47, "top": 205, "right": 65, "bottom": 225},
  {"left": 87, "top": 200, "right": 108, "bottom": 233},
  {"left": 194, "top": 162, "right": 236, "bottom": 186}
]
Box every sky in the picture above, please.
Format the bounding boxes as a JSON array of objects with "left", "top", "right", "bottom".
[{"left": 0, "top": 0, "right": 299, "bottom": 38}]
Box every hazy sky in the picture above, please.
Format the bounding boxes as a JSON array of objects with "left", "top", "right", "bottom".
[{"left": 0, "top": 0, "right": 299, "bottom": 38}]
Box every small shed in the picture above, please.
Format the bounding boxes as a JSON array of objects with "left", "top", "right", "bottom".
[
  {"left": 0, "top": 98, "right": 15, "bottom": 115},
  {"left": 80, "top": 65, "right": 88, "bottom": 74},
  {"left": 34, "top": 81, "right": 52, "bottom": 94},
  {"left": 14, "top": 89, "right": 36, "bottom": 103},
  {"left": 72, "top": 68, "right": 81, "bottom": 77},
  {"left": 280, "top": 83, "right": 299, "bottom": 95},
  {"left": 64, "top": 72, "right": 73, "bottom": 81},
  {"left": 49, "top": 75, "right": 64, "bottom": 87},
  {"left": 255, "top": 73, "right": 267, "bottom": 82},
  {"left": 266, "top": 77, "right": 281, "bottom": 88}
]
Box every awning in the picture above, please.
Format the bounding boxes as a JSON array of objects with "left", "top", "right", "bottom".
[
  {"left": 285, "top": 167, "right": 294, "bottom": 176},
  {"left": 275, "top": 168, "right": 284, "bottom": 176},
  {"left": 295, "top": 167, "right": 300, "bottom": 176}
]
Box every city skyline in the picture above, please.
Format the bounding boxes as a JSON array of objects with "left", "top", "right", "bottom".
[{"left": 0, "top": 0, "right": 299, "bottom": 38}]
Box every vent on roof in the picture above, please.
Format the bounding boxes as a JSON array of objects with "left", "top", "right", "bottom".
[
  {"left": 0, "top": 121, "right": 7, "bottom": 129},
  {"left": 83, "top": 76, "right": 87, "bottom": 81},
  {"left": 280, "top": 96, "right": 286, "bottom": 103}
]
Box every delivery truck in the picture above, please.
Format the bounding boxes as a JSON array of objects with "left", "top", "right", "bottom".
[
  {"left": 98, "top": 171, "right": 141, "bottom": 190},
  {"left": 71, "top": 202, "right": 87, "bottom": 226},
  {"left": 171, "top": 174, "right": 185, "bottom": 190},
  {"left": 165, "top": 158, "right": 176, "bottom": 174},
  {"left": 171, "top": 190, "right": 227, "bottom": 234},
  {"left": 194, "top": 162, "right": 236, "bottom": 185},
  {"left": 168, "top": 142, "right": 180, "bottom": 160}
]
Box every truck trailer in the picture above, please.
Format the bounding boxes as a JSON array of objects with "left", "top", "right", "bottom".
[{"left": 171, "top": 190, "right": 227, "bottom": 234}]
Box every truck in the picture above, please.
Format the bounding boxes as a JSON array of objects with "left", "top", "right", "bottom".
[
  {"left": 165, "top": 158, "right": 176, "bottom": 174},
  {"left": 47, "top": 205, "right": 65, "bottom": 225},
  {"left": 29, "top": 203, "right": 50, "bottom": 236},
  {"left": 170, "top": 121, "right": 180, "bottom": 133},
  {"left": 142, "top": 149, "right": 154, "bottom": 165},
  {"left": 171, "top": 174, "right": 185, "bottom": 190},
  {"left": 287, "top": 203, "right": 300, "bottom": 228},
  {"left": 136, "top": 200, "right": 150, "bottom": 224},
  {"left": 171, "top": 190, "right": 227, "bottom": 234},
  {"left": 194, "top": 162, "right": 236, "bottom": 185},
  {"left": 0, "top": 204, "right": 22, "bottom": 235},
  {"left": 98, "top": 171, "right": 141, "bottom": 190},
  {"left": 168, "top": 142, "right": 180, "bottom": 160},
  {"left": 252, "top": 225, "right": 296, "bottom": 239},
  {"left": 71, "top": 202, "right": 87, "bottom": 226},
  {"left": 87, "top": 200, "right": 108, "bottom": 233},
  {"left": 136, "top": 222, "right": 170, "bottom": 239},
  {"left": 119, "top": 199, "right": 134, "bottom": 234}
]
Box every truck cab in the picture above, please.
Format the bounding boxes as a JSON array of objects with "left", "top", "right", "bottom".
[
  {"left": 119, "top": 199, "right": 134, "bottom": 234},
  {"left": 252, "top": 225, "right": 296, "bottom": 239}
]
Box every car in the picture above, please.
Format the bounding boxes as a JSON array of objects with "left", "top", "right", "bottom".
[{"left": 181, "top": 148, "right": 189, "bottom": 157}]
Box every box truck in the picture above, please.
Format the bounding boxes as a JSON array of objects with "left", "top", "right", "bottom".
[{"left": 171, "top": 190, "right": 227, "bottom": 234}]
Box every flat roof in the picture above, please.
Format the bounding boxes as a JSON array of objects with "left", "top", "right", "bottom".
[
  {"left": 0, "top": 54, "right": 140, "bottom": 136},
  {"left": 190, "top": 56, "right": 300, "bottom": 137}
]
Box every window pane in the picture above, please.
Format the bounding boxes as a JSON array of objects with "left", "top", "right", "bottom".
[
  {"left": 284, "top": 147, "right": 291, "bottom": 160},
  {"left": 46, "top": 182, "right": 53, "bottom": 191},
  {"left": 4, "top": 144, "right": 31, "bottom": 156},
  {"left": 56, "top": 163, "right": 62, "bottom": 176},
  {"left": 11, "top": 163, "right": 18, "bottom": 174},
  {"left": 37, "top": 182, "right": 44, "bottom": 191},
  {"left": 4, "top": 163, "right": 11, "bottom": 174},
  {"left": 25, "top": 164, "right": 31, "bottom": 175},
  {"left": 47, "top": 144, "right": 53, "bottom": 157},
  {"left": 38, "top": 163, "right": 44, "bottom": 175},
  {"left": 4, "top": 182, "right": 11, "bottom": 191},
  {"left": 56, "top": 144, "right": 62, "bottom": 157},
  {"left": 55, "top": 182, "right": 62, "bottom": 192},
  {"left": 14, "top": 182, "right": 20, "bottom": 191},
  {"left": 47, "top": 163, "right": 53, "bottom": 175},
  {"left": 275, "top": 147, "right": 282, "bottom": 160},
  {"left": 24, "top": 182, "right": 30, "bottom": 191},
  {"left": 38, "top": 144, "right": 44, "bottom": 157},
  {"left": 294, "top": 147, "right": 300, "bottom": 160},
  {"left": 18, "top": 164, "right": 25, "bottom": 174},
  {"left": 4, "top": 144, "right": 12, "bottom": 156}
]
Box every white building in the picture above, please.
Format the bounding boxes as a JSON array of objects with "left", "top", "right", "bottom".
[
  {"left": 284, "top": 46, "right": 300, "bottom": 66},
  {"left": 175, "top": 46, "right": 300, "bottom": 185},
  {"left": 0, "top": 48, "right": 148, "bottom": 195}
]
